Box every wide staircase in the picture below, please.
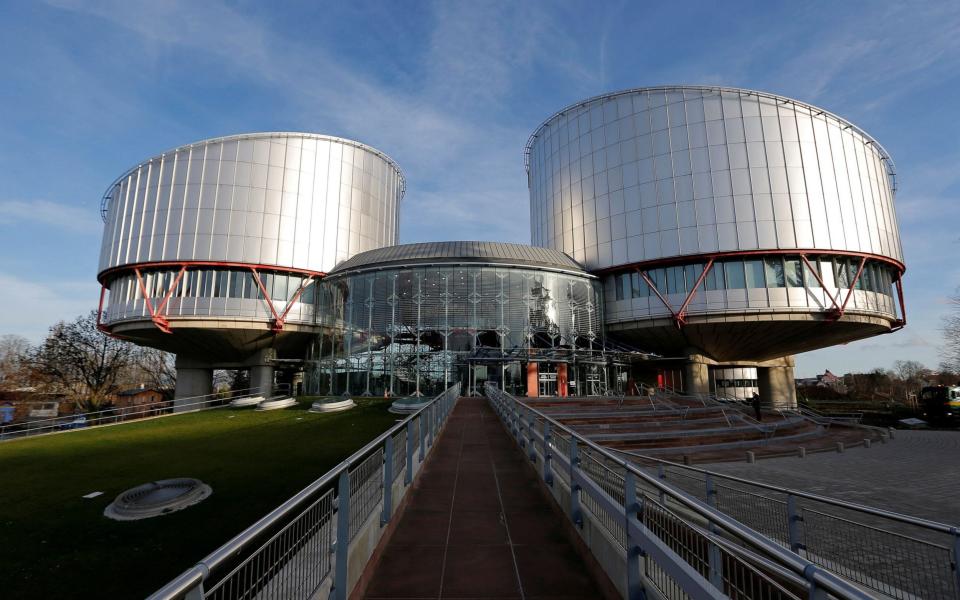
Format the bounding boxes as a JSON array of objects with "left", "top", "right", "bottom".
[{"left": 523, "top": 393, "right": 886, "bottom": 462}]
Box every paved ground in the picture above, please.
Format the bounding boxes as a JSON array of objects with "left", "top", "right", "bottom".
[
  {"left": 364, "top": 397, "right": 610, "bottom": 600},
  {"left": 703, "top": 429, "right": 960, "bottom": 525}
]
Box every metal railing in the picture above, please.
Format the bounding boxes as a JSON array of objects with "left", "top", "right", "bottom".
[
  {"left": 0, "top": 385, "right": 289, "bottom": 442},
  {"left": 486, "top": 383, "right": 884, "bottom": 600},
  {"left": 618, "top": 452, "right": 960, "bottom": 599},
  {"left": 149, "top": 383, "right": 460, "bottom": 600}
]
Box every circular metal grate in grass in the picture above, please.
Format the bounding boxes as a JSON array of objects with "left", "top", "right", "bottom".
[{"left": 104, "top": 478, "right": 212, "bottom": 521}]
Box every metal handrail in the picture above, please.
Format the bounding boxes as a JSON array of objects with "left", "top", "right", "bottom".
[
  {"left": 0, "top": 385, "right": 286, "bottom": 442},
  {"left": 614, "top": 449, "right": 957, "bottom": 535},
  {"left": 148, "top": 383, "right": 460, "bottom": 600},
  {"left": 486, "top": 383, "right": 874, "bottom": 599}
]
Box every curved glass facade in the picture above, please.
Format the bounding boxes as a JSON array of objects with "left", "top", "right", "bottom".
[{"left": 304, "top": 263, "right": 604, "bottom": 397}]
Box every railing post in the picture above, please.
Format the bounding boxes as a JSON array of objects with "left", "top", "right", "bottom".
[
  {"left": 787, "top": 494, "right": 804, "bottom": 553},
  {"left": 569, "top": 439, "right": 583, "bottom": 527},
  {"left": 951, "top": 527, "right": 960, "bottom": 600},
  {"left": 333, "top": 470, "right": 350, "bottom": 600},
  {"left": 542, "top": 421, "right": 554, "bottom": 486},
  {"left": 184, "top": 582, "right": 204, "bottom": 600},
  {"left": 382, "top": 435, "right": 394, "bottom": 525},
  {"left": 528, "top": 412, "right": 537, "bottom": 462},
  {"left": 405, "top": 420, "right": 414, "bottom": 485},
  {"left": 624, "top": 470, "right": 645, "bottom": 600},
  {"left": 419, "top": 413, "right": 426, "bottom": 462},
  {"left": 704, "top": 475, "right": 724, "bottom": 591},
  {"left": 657, "top": 464, "right": 666, "bottom": 506}
]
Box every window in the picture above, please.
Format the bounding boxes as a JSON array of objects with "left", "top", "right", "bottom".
[
  {"left": 215, "top": 272, "right": 229, "bottom": 298},
  {"left": 785, "top": 258, "right": 803, "bottom": 288},
  {"left": 651, "top": 268, "right": 667, "bottom": 293},
  {"left": 272, "top": 274, "right": 289, "bottom": 301},
  {"left": 849, "top": 261, "right": 864, "bottom": 290},
  {"left": 631, "top": 272, "right": 648, "bottom": 298},
  {"left": 744, "top": 259, "right": 765, "bottom": 288},
  {"left": 803, "top": 259, "right": 821, "bottom": 288},
  {"left": 242, "top": 272, "right": 257, "bottom": 299},
  {"left": 705, "top": 262, "right": 725, "bottom": 291},
  {"left": 229, "top": 270, "right": 244, "bottom": 298},
  {"left": 835, "top": 259, "right": 850, "bottom": 288},
  {"left": 765, "top": 257, "right": 785, "bottom": 288},
  {"left": 666, "top": 266, "right": 684, "bottom": 294},
  {"left": 685, "top": 263, "right": 704, "bottom": 292},
  {"left": 615, "top": 274, "right": 625, "bottom": 301},
  {"left": 724, "top": 261, "right": 746, "bottom": 289}
]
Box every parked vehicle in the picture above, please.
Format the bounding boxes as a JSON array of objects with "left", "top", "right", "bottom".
[{"left": 919, "top": 385, "right": 960, "bottom": 424}]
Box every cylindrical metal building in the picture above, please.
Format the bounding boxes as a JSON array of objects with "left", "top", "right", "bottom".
[
  {"left": 526, "top": 86, "right": 906, "bottom": 402},
  {"left": 96, "top": 132, "right": 404, "bottom": 399}
]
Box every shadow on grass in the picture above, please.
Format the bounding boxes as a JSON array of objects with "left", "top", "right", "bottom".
[{"left": 0, "top": 397, "right": 397, "bottom": 599}]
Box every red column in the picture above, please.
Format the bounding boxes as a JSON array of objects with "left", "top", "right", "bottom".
[
  {"left": 526, "top": 362, "right": 539, "bottom": 398},
  {"left": 557, "top": 363, "right": 568, "bottom": 398}
]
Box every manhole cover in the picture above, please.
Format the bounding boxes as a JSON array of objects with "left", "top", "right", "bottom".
[{"left": 104, "top": 478, "right": 212, "bottom": 521}]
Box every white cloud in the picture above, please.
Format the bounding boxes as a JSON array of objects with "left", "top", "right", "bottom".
[
  {"left": 0, "top": 273, "right": 101, "bottom": 342},
  {"left": 0, "top": 199, "right": 101, "bottom": 233}
]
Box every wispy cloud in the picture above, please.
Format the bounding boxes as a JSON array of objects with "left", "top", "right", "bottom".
[
  {"left": 0, "top": 199, "right": 100, "bottom": 233},
  {"left": 0, "top": 272, "right": 100, "bottom": 342}
]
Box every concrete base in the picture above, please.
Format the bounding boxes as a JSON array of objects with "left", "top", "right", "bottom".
[
  {"left": 173, "top": 364, "right": 213, "bottom": 411},
  {"left": 758, "top": 357, "right": 797, "bottom": 409},
  {"left": 683, "top": 355, "right": 711, "bottom": 395},
  {"left": 309, "top": 399, "right": 356, "bottom": 413},
  {"left": 229, "top": 396, "right": 264, "bottom": 408},
  {"left": 255, "top": 397, "right": 296, "bottom": 411},
  {"left": 250, "top": 363, "right": 274, "bottom": 398}
]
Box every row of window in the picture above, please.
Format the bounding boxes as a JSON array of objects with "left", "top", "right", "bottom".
[
  {"left": 715, "top": 379, "right": 758, "bottom": 389},
  {"left": 109, "top": 269, "right": 318, "bottom": 305},
  {"left": 612, "top": 256, "right": 896, "bottom": 300}
]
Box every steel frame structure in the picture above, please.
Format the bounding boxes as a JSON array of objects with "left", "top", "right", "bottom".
[
  {"left": 96, "top": 260, "right": 326, "bottom": 335},
  {"left": 608, "top": 249, "right": 906, "bottom": 331}
]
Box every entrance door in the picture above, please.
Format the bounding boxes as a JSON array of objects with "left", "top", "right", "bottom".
[{"left": 538, "top": 370, "right": 557, "bottom": 397}]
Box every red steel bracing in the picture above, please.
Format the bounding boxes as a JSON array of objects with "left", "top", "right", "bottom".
[
  {"left": 893, "top": 276, "right": 907, "bottom": 330},
  {"left": 274, "top": 276, "right": 316, "bottom": 332},
  {"left": 249, "top": 268, "right": 283, "bottom": 325},
  {"left": 96, "top": 284, "right": 109, "bottom": 334},
  {"left": 637, "top": 269, "right": 677, "bottom": 321},
  {"left": 675, "top": 258, "right": 714, "bottom": 324},
  {"left": 106, "top": 261, "right": 326, "bottom": 335},
  {"left": 133, "top": 267, "right": 185, "bottom": 334},
  {"left": 799, "top": 254, "right": 842, "bottom": 313},
  {"left": 837, "top": 256, "right": 867, "bottom": 317},
  {"left": 638, "top": 260, "right": 715, "bottom": 328},
  {"left": 621, "top": 249, "right": 906, "bottom": 329}
]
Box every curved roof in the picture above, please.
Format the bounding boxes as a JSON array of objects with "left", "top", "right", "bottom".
[
  {"left": 524, "top": 85, "right": 896, "bottom": 192},
  {"left": 329, "top": 241, "right": 588, "bottom": 275},
  {"left": 101, "top": 131, "right": 405, "bottom": 221}
]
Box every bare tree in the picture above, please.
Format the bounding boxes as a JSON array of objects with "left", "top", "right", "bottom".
[
  {"left": 132, "top": 347, "right": 176, "bottom": 391},
  {"left": 944, "top": 293, "right": 960, "bottom": 372},
  {"left": 0, "top": 334, "right": 32, "bottom": 390},
  {"left": 31, "top": 311, "right": 137, "bottom": 410}
]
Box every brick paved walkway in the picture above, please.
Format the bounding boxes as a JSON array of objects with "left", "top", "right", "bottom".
[
  {"left": 704, "top": 430, "right": 960, "bottom": 525},
  {"left": 363, "top": 397, "right": 608, "bottom": 599}
]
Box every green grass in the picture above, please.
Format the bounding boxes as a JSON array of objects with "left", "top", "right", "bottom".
[{"left": 0, "top": 398, "right": 399, "bottom": 599}]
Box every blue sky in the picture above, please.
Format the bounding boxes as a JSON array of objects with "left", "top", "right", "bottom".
[{"left": 1, "top": 0, "right": 958, "bottom": 377}]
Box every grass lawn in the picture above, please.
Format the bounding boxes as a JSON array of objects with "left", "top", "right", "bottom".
[{"left": 0, "top": 397, "right": 399, "bottom": 599}]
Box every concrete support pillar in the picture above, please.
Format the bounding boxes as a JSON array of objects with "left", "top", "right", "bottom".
[
  {"left": 251, "top": 364, "right": 274, "bottom": 398},
  {"left": 173, "top": 359, "right": 213, "bottom": 411},
  {"left": 684, "top": 358, "right": 711, "bottom": 395},
  {"left": 758, "top": 357, "right": 797, "bottom": 409}
]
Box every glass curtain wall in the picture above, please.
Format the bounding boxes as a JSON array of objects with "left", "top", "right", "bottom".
[{"left": 304, "top": 265, "right": 603, "bottom": 398}]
